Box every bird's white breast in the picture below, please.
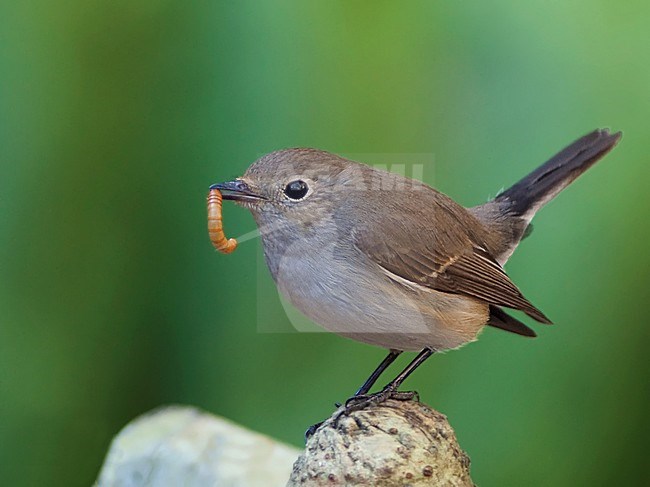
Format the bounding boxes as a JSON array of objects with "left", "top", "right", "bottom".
[{"left": 267, "top": 236, "right": 487, "bottom": 351}]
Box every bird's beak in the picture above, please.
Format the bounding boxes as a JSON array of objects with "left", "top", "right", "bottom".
[{"left": 209, "top": 180, "right": 266, "bottom": 202}]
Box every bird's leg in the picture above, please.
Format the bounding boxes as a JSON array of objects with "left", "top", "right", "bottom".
[
  {"left": 344, "top": 347, "right": 435, "bottom": 412},
  {"left": 314, "top": 348, "right": 434, "bottom": 436},
  {"left": 354, "top": 349, "right": 402, "bottom": 396},
  {"left": 305, "top": 349, "right": 403, "bottom": 439},
  {"left": 376, "top": 347, "right": 434, "bottom": 396}
]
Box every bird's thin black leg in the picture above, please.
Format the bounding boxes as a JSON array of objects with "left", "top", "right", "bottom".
[
  {"left": 305, "top": 349, "right": 403, "bottom": 439},
  {"left": 380, "top": 347, "right": 434, "bottom": 393},
  {"left": 306, "top": 348, "right": 435, "bottom": 440},
  {"left": 344, "top": 347, "right": 435, "bottom": 412},
  {"left": 305, "top": 348, "right": 403, "bottom": 439},
  {"left": 354, "top": 349, "right": 402, "bottom": 396}
]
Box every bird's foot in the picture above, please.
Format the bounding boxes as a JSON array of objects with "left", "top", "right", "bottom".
[
  {"left": 304, "top": 421, "right": 323, "bottom": 440},
  {"left": 304, "top": 389, "right": 419, "bottom": 441},
  {"left": 304, "top": 402, "right": 344, "bottom": 440},
  {"left": 344, "top": 387, "right": 419, "bottom": 414}
]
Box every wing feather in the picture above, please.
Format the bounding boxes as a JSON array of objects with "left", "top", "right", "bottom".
[{"left": 352, "top": 195, "right": 551, "bottom": 324}]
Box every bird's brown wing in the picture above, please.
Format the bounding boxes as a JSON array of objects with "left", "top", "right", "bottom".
[{"left": 352, "top": 194, "right": 551, "bottom": 324}]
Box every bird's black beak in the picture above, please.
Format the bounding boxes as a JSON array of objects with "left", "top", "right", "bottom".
[{"left": 209, "top": 180, "right": 266, "bottom": 202}]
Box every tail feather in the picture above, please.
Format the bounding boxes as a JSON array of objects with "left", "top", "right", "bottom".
[
  {"left": 487, "top": 305, "right": 537, "bottom": 337},
  {"left": 495, "top": 128, "right": 622, "bottom": 223},
  {"left": 473, "top": 129, "right": 621, "bottom": 334}
]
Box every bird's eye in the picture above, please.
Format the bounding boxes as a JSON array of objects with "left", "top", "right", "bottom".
[{"left": 284, "top": 180, "right": 309, "bottom": 200}]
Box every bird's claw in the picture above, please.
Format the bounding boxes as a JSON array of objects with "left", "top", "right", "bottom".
[
  {"left": 305, "top": 389, "right": 419, "bottom": 441},
  {"left": 304, "top": 421, "right": 323, "bottom": 440},
  {"left": 344, "top": 388, "right": 419, "bottom": 413}
]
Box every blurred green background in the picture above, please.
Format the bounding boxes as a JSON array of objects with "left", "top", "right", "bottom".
[{"left": 1, "top": 1, "right": 648, "bottom": 485}]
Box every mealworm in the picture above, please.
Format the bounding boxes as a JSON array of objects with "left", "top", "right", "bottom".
[{"left": 207, "top": 188, "right": 237, "bottom": 254}]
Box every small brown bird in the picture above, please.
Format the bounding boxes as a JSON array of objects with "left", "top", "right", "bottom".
[{"left": 211, "top": 129, "right": 621, "bottom": 411}]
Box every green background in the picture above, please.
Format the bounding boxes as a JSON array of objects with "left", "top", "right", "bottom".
[{"left": 1, "top": 1, "right": 648, "bottom": 485}]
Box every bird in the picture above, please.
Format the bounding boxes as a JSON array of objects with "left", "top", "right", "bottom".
[{"left": 211, "top": 128, "right": 621, "bottom": 412}]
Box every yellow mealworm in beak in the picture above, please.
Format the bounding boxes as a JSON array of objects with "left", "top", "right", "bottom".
[{"left": 207, "top": 188, "right": 237, "bottom": 254}]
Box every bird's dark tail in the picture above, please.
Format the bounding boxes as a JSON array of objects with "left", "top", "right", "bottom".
[
  {"left": 470, "top": 128, "right": 622, "bottom": 266},
  {"left": 495, "top": 128, "right": 622, "bottom": 223}
]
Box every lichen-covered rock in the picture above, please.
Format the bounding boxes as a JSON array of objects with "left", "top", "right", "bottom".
[{"left": 288, "top": 399, "right": 474, "bottom": 486}]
